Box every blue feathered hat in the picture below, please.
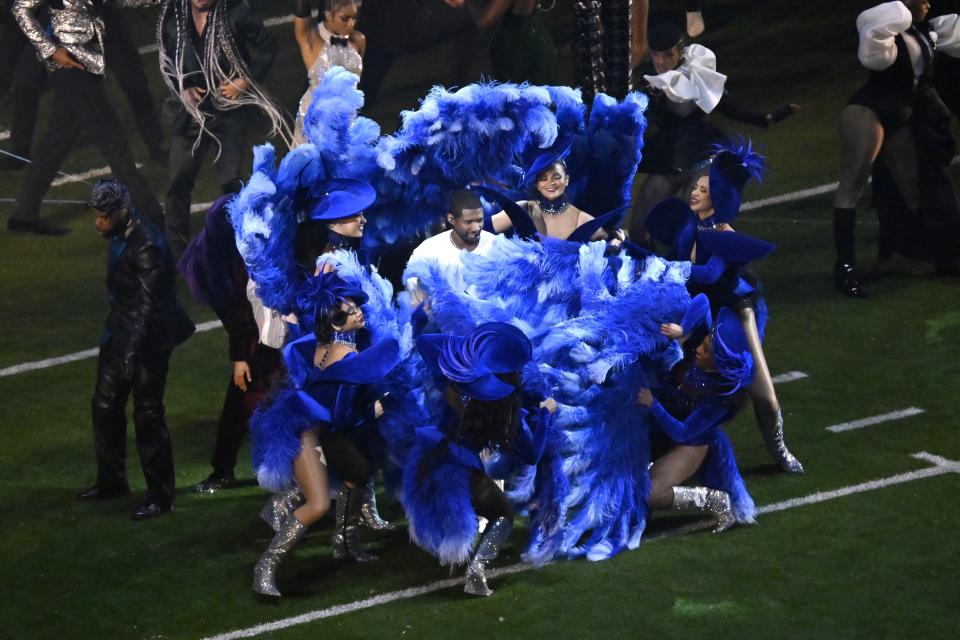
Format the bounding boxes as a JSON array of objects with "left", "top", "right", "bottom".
[
  {"left": 519, "top": 141, "right": 573, "bottom": 189},
  {"left": 307, "top": 178, "right": 377, "bottom": 222},
  {"left": 416, "top": 322, "right": 533, "bottom": 401},
  {"left": 711, "top": 307, "right": 754, "bottom": 394},
  {"left": 708, "top": 139, "right": 766, "bottom": 223},
  {"left": 567, "top": 205, "right": 628, "bottom": 243},
  {"left": 297, "top": 271, "right": 369, "bottom": 332}
]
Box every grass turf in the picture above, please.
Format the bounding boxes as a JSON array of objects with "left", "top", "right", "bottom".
[{"left": 1, "top": 0, "right": 959, "bottom": 638}]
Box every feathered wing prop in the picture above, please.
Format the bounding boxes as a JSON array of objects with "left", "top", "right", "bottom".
[
  {"left": 364, "top": 82, "right": 563, "bottom": 250},
  {"left": 228, "top": 68, "right": 381, "bottom": 320},
  {"left": 574, "top": 91, "right": 649, "bottom": 215}
]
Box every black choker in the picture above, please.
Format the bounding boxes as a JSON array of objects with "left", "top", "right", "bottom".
[
  {"left": 538, "top": 195, "right": 569, "bottom": 215},
  {"left": 327, "top": 230, "right": 361, "bottom": 251}
]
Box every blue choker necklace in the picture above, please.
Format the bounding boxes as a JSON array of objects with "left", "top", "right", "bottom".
[
  {"left": 332, "top": 330, "right": 357, "bottom": 347},
  {"left": 537, "top": 195, "right": 569, "bottom": 215},
  {"left": 327, "top": 230, "right": 360, "bottom": 251}
]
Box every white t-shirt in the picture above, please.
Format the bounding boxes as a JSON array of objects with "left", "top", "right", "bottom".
[{"left": 405, "top": 229, "right": 495, "bottom": 295}]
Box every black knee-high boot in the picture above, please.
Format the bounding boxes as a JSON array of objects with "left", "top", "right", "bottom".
[{"left": 833, "top": 207, "right": 867, "bottom": 298}]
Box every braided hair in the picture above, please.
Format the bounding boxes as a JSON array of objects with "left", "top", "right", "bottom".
[{"left": 157, "top": 0, "right": 292, "bottom": 155}]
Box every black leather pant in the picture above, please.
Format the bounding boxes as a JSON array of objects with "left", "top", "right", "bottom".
[
  {"left": 90, "top": 345, "right": 175, "bottom": 505},
  {"left": 470, "top": 470, "right": 514, "bottom": 523}
]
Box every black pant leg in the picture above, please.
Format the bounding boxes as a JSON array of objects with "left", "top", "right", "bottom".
[
  {"left": 210, "top": 109, "right": 249, "bottom": 194},
  {"left": 132, "top": 347, "right": 175, "bottom": 506},
  {"left": 102, "top": 7, "right": 165, "bottom": 158},
  {"left": 69, "top": 70, "right": 164, "bottom": 225},
  {"left": 91, "top": 346, "right": 134, "bottom": 492},
  {"left": 0, "top": 20, "right": 28, "bottom": 96},
  {"left": 165, "top": 130, "right": 209, "bottom": 258},
  {"left": 8, "top": 43, "right": 46, "bottom": 157},
  {"left": 209, "top": 374, "right": 248, "bottom": 477},
  {"left": 11, "top": 70, "right": 83, "bottom": 222}
]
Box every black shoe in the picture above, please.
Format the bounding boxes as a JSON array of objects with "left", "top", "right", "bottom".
[
  {"left": 7, "top": 218, "right": 70, "bottom": 236},
  {"left": 76, "top": 484, "right": 130, "bottom": 502},
  {"left": 131, "top": 502, "right": 173, "bottom": 521},
  {"left": 834, "top": 261, "right": 868, "bottom": 298},
  {"left": 194, "top": 472, "right": 236, "bottom": 494}
]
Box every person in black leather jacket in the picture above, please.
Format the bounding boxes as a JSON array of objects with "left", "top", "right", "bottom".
[{"left": 77, "top": 179, "right": 195, "bottom": 521}]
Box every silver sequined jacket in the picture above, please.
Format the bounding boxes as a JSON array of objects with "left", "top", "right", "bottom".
[{"left": 12, "top": 0, "right": 160, "bottom": 76}]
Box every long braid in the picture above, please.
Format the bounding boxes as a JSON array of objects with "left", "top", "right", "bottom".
[{"left": 157, "top": 0, "right": 292, "bottom": 157}]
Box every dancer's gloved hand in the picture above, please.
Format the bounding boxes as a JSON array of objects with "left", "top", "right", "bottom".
[
  {"left": 293, "top": 0, "right": 313, "bottom": 18},
  {"left": 766, "top": 104, "right": 800, "bottom": 125}
]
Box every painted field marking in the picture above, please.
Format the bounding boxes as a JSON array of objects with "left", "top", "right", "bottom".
[
  {"left": 49, "top": 162, "right": 141, "bottom": 188},
  {"left": 200, "top": 451, "right": 960, "bottom": 640},
  {"left": 771, "top": 371, "right": 808, "bottom": 384},
  {"left": 0, "top": 320, "right": 222, "bottom": 379},
  {"left": 0, "top": 130, "right": 9, "bottom": 141},
  {"left": 825, "top": 407, "right": 925, "bottom": 433}
]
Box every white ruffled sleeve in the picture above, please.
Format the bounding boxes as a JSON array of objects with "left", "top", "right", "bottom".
[
  {"left": 642, "top": 44, "right": 727, "bottom": 114},
  {"left": 930, "top": 14, "right": 960, "bottom": 57},
  {"left": 857, "top": 1, "right": 913, "bottom": 70}
]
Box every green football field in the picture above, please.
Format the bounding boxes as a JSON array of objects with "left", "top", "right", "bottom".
[{"left": 1, "top": 1, "right": 959, "bottom": 638}]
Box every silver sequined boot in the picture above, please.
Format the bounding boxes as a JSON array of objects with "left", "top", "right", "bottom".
[
  {"left": 672, "top": 486, "right": 736, "bottom": 533},
  {"left": 360, "top": 478, "right": 395, "bottom": 530},
  {"left": 332, "top": 485, "right": 379, "bottom": 562},
  {"left": 252, "top": 513, "right": 307, "bottom": 597},
  {"left": 464, "top": 516, "right": 512, "bottom": 597},
  {"left": 260, "top": 489, "right": 304, "bottom": 533},
  {"left": 756, "top": 406, "right": 805, "bottom": 474}
]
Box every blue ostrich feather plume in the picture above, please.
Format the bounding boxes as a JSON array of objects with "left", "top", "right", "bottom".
[
  {"left": 227, "top": 172, "right": 300, "bottom": 315},
  {"left": 402, "top": 442, "right": 478, "bottom": 566},
  {"left": 711, "top": 136, "right": 767, "bottom": 184},
  {"left": 698, "top": 428, "right": 757, "bottom": 523},
  {"left": 576, "top": 91, "right": 648, "bottom": 215},
  {"left": 250, "top": 386, "right": 316, "bottom": 492}
]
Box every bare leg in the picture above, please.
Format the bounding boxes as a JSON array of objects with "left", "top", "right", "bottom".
[
  {"left": 834, "top": 105, "right": 884, "bottom": 296},
  {"left": 647, "top": 444, "right": 708, "bottom": 510},
  {"left": 292, "top": 430, "right": 331, "bottom": 526},
  {"left": 834, "top": 105, "right": 884, "bottom": 210},
  {"left": 739, "top": 307, "right": 803, "bottom": 473},
  {"left": 253, "top": 430, "right": 329, "bottom": 597}
]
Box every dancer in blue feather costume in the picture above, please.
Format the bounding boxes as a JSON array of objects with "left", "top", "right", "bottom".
[
  {"left": 646, "top": 140, "right": 804, "bottom": 474},
  {"left": 403, "top": 322, "right": 555, "bottom": 597},
  {"left": 638, "top": 299, "right": 757, "bottom": 531},
  {"left": 248, "top": 270, "right": 401, "bottom": 598}
]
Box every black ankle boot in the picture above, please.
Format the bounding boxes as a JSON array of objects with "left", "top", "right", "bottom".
[{"left": 834, "top": 261, "right": 868, "bottom": 298}]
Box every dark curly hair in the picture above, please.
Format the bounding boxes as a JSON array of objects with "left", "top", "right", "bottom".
[{"left": 457, "top": 372, "right": 523, "bottom": 452}]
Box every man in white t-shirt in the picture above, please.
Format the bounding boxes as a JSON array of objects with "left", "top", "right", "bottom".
[{"left": 405, "top": 189, "right": 496, "bottom": 301}]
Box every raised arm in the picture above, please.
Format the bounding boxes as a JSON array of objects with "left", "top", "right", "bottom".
[{"left": 293, "top": 0, "right": 323, "bottom": 70}]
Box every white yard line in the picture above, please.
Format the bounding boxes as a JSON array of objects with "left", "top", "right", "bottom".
[
  {"left": 201, "top": 451, "right": 960, "bottom": 640},
  {"left": 825, "top": 407, "right": 926, "bottom": 433},
  {"left": 50, "top": 163, "right": 141, "bottom": 188},
  {"left": 0, "top": 320, "right": 222, "bottom": 379}
]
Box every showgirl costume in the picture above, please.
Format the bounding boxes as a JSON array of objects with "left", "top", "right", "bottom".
[
  {"left": 293, "top": 19, "right": 363, "bottom": 146},
  {"left": 403, "top": 322, "right": 551, "bottom": 597},
  {"left": 645, "top": 142, "right": 804, "bottom": 474},
  {"left": 645, "top": 301, "right": 757, "bottom": 531},
  {"left": 638, "top": 43, "right": 793, "bottom": 177}
]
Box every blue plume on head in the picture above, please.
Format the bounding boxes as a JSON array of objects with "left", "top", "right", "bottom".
[{"left": 711, "top": 136, "right": 767, "bottom": 183}]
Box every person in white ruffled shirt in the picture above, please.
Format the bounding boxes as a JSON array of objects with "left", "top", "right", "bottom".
[
  {"left": 291, "top": 0, "right": 365, "bottom": 146},
  {"left": 833, "top": 0, "right": 960, "bottom": 297},
  {"left": 628, "top": 23, "right": 798, "bottom": 244}
]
